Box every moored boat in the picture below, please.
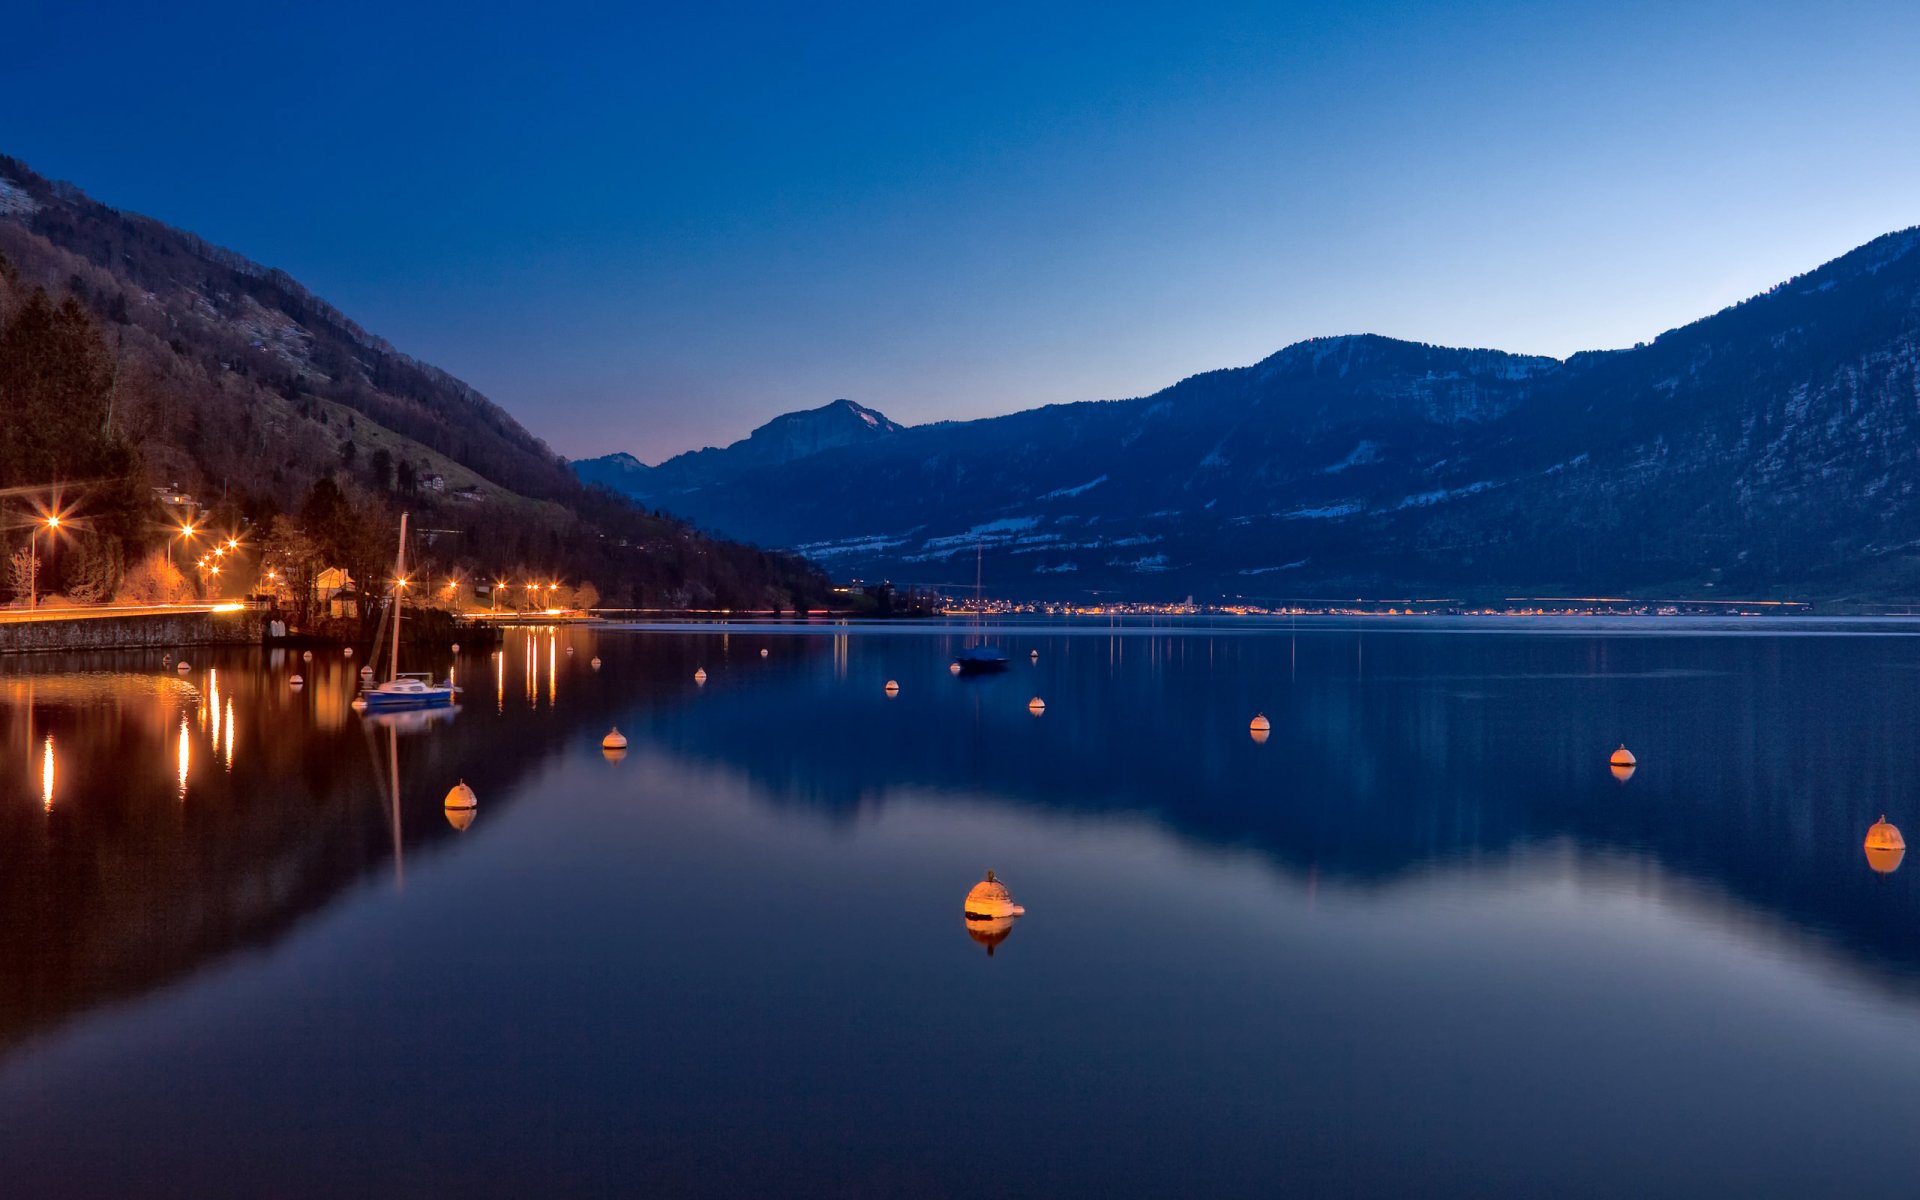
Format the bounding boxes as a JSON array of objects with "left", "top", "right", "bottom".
[{"left": 358, "top": 512, "right": 458, "bottom": 714}]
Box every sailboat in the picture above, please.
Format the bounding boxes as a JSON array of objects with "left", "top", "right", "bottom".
[
  {"left": 955, "top": 543, "right": 1008, "bottom": 674},
  {"left": 360, "top": 512, "right": 458, "bottom": 711}
]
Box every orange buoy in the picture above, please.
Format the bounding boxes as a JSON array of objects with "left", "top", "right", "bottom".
[
  {"left": 1609, "top": 744, "right": 1637, "bottom": 767},
  {"left": 761, "top": 648, "right": 770, "bottom": 658},
  {"left": 444, "top": 780, "right": 478, "bottom": 831},
  {"left": 949, "top": 661, "right": 961, "bottom": 675},
  {"left": 963, "top": 870, "right": 1027, "bottom": 920},
  {"left": 602, "top": 728, "right": 628, "bottom": 751},
  {"left": 1866, "top": 815, "right": 1905, "bottom": 851},
  {"left": 693, "top": 668, "right": 708, "bottom": 684},
  {"left": 885, "top": 680, "right": 900, "bottom": 696},
  {"left": 1867, "top": 816, "right": 1906, "bottom": 874},
  {"left": 1028, "top": 696, "right": 1045, "bottom": 714}
]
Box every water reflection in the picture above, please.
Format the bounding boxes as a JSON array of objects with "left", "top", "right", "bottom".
[
  {"left": 963, "top": 914, "right": 1015, "bottom": 956},
  {"left": 3, "top": 625, "right": 1920, "bottom": 1196}
]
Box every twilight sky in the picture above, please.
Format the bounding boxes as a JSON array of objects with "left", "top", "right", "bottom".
[{"left": 9, "top": 1, "right": 1920, "bottom": 462}]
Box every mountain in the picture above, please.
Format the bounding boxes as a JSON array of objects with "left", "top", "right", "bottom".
[
  {"left": 576, "top": 398, "right": 903, "bottom": 506},
  {"left": 578, "top": 228, "right": 1920, "bottom": 601},
  {"left": 0, "top": 153, "right": 829, "bottom": 610}
]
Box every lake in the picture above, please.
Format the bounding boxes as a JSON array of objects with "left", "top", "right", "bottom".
[{"left": 3, "top": 618, "right": 1920, "bottom": 1198}]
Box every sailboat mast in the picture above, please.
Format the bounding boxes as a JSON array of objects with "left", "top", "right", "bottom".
[
  {"left": 974, "top": 543, "right": 983, "bottom": 643},
  {"left": 389, "top": 512, "right": 409, "bottom": 684}
]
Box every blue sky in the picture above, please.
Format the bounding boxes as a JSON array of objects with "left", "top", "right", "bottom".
[{"left": 9, "top": 1, "right": 1920, "bottom": 460}]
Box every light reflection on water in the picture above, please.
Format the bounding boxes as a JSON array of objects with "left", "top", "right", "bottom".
[{"left": 0, "top": 622, "right": 1918, "bottom": 1196}]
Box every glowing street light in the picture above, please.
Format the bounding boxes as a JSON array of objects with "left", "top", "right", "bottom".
[
  {"left": 28, "top": 512, "right": 60, "bottom": 610},
  {"left": 172, "top": 518, "right": 200, "bottom": 566}
]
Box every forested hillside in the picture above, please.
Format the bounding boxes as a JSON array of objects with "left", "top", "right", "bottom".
[{"left": 0, "top": 155, "right": 829, "bottom": 611}]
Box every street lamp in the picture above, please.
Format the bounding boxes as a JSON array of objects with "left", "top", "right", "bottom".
[
  {"left": 172, "top": 519, "right": 199, "bottom": 566},
  {"left": 28, "top": 514, "right": 58, "bottom": 610}
]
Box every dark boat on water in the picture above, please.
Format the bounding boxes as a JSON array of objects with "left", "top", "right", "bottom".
[
  {"left": 955, "top": 643, "right": 1010, "bottom": 674},
  {"left": 953, "top": 544, "right": 1009, "bottom": 673}
]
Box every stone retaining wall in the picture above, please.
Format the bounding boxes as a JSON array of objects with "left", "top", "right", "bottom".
[{"left": 0, "top": 610, "right": 265, "bottom": 654}]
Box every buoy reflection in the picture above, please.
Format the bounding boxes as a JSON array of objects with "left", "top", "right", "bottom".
[
  {"left": 41, "top": 734, "right": 54, "bottom": 812},
  {"left": 964, "top": 915, "right": 1016, "bottom": 957}
]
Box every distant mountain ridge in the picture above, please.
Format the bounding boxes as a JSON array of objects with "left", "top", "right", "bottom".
[
  {"left": 578, "top": 227, "right": 1920, "bottom": 601},
  {"left": 577, "top": 398, "right": 903, "bottom": 503}
]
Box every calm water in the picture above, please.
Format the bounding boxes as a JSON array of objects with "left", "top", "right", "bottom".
[{"left": 4, "top": 619, "right": 1920, "bottom": 1197}]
